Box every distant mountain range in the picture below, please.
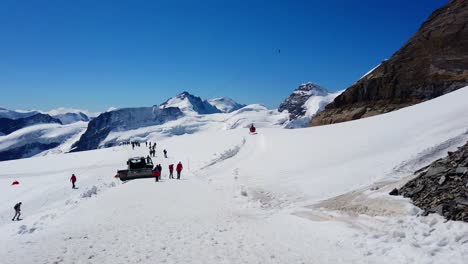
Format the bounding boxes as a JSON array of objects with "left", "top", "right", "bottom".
[{"left": 0, "top": 88, "right": 338, "bottom": 161}]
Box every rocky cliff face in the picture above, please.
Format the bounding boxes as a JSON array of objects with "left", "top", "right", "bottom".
[
  {"left": 311, "top": 0, "right": 468, "bottom": 126},
  {"left": 71, "top": 106, "right": 183, "bottom": 152},
  {"left": 397, "top": 142, "right": 468, "bottom": 222}
]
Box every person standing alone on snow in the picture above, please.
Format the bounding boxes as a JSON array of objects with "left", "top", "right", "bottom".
[
  {"left": 163, "top": 149, "right": 167, "bottom": 158},
  {"left": 12, "top": 202, "right": 22, "bottom": 221},
  {"left": 176, "top": 162, "right": 183, "bottom": 180},
  {"left": 168, "top": 164, "right": 174, "bottom": 179},
  {"left": 153, "top": 164, "right": 162, "bottom": 182},
  {"left": 70, "top": 174, "right": 77, "bottom": 189}
]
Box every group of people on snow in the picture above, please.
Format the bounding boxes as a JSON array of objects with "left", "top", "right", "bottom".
[
  {"left": 148, "top": 142, "right": 157, "bottom": 157},
  {"left": 11, "top": 126, "right": 252, "bottom": 221},
  {"left": 12, "top": 173, "right": 79, "bottom": 221},
  {"left": 152, "top": 161, "right": 183, "bottom": 181}
]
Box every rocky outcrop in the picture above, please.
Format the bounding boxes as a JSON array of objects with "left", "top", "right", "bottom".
[
  {"left": 71, "top": 106, "right": 183, "bottom": 152},
  {"left": 311, "top": 0, "right": 468, "bottom": 126},
  {"left": 398, "top": 142, "right": 468, "bottom": 222},
  {"left": 0, "top": 113, "right": 62, "bottom": 135}
]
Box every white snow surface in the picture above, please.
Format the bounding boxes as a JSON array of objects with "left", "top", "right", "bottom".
[{"left": 0, "top": 87, "right": 468, "bottom": 263}]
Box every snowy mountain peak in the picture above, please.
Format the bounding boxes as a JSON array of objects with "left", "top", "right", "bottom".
[
  {"left": 207, "top": 97, "right": 246, "bottom": 113},
  {"left": 294, "top": 82, "right": 329, "bottom": 97},
  {"left": 160, "top": 92, "right": 221, "bottom": 115},
  {"left": 279, "top": 82, "right": 343, "bottom": 128}
]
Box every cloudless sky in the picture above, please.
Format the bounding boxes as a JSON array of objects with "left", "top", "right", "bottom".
[{"left": 0, "top": 0, "right": 447, "bottom": 112}]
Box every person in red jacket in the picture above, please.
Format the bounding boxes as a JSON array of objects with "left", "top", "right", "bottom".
[
  {"left": 176, "top": 162, "right": 183, "bottom": 180},
  {"left": 70, "top": 174, "right": 77, "bottom": 189},
  {"left": 168, "top": 164, "right": 174, "bottom": 179}
]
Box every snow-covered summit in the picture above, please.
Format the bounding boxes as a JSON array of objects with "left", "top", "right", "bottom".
[
  {"left": 207, "top": 97, "right": 246, "bottom": 113},
  {"left": 160, "top": 92, "right": 221, "bottom": 115},
  {"left": 278, "top": 82, "right": 343, "bottom": 128}
]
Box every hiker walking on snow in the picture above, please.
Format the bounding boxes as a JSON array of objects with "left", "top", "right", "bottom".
[
  {"left": 153, "top": 164, "right": 162, "bottom": 182},
  {"left": 12, "top": 202, "right": 22, "bottom": 221},
  {"left": 70, "top": 174, "right": 77, "bottom": 189},
  {"left": 163, "top": 149, "right": 167, "bottom": 158},
  {"left": 169, "top": 164, "right": 174, "bottom": 179},
  {"left": 176, "top": 162, "right": 183, "bottom": 180}
]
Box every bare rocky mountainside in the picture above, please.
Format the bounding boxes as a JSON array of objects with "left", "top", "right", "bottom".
[{"left": 311, "top": 0, "right": 468, "bottom": 126}]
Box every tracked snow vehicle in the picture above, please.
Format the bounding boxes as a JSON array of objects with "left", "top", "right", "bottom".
[{"left": 117, "top": 157, "right": 154, "bottom": 181}]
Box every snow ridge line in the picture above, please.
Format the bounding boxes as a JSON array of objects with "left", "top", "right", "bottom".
[
  {"left": 199, "top": 137, "right": 246, "bottom": 170},
  {"left": 391, "top": 130, "right": 468, "bottom": 176}
]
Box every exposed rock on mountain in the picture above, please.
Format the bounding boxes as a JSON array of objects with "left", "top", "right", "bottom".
[
  {"left": 71, "top": 106, "right": 183, "bottom": 152},
  {"left": 311, "top": 0, "right": 468, "bottom": 126},
  {"left": 0, "top": 113, "right": 62, "bottom": 135},
  {"left": 398, "top": 142, "right": 468, "bottom": 222},
  {"left": 160, "top": 92, "right": 221, "bottom": 114},
  {"left": 278, "top": 83, "right": 343, "bottom": 128},
  {"left": 207, "top": 97, "right": 246, "bottom": 113}
]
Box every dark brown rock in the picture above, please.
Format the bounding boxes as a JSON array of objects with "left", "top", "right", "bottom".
[
  {"left": 399, "top": 141, "right": 468, "bottom": 222},
  {"left": 311, "top": 0, "right": 468, "bottom": 126}
]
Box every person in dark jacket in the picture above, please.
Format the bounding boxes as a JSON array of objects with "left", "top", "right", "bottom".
[
  {"left": 12, "top": 202, "right": 22, "bottom": 221},
  {"left": 163, "top": 149, "right": 167, "bottom": 158},
  {"left": 153, "top": 164, "right": 162, "bottom": 182},
  {"left": 70, "top": 174, "right": 77, "bottom": 189},
  {"left": 176, "top": 162, "right": 183, "bottom": 180},
  {"left": 168, "top": 164, "right": 174, "bottom": 179}
]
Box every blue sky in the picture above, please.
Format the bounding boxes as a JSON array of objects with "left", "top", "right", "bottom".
[{"left": 0, "top": 0, "right": 447, "bottom": 112}]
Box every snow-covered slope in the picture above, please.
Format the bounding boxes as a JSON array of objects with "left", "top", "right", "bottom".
[
  {"left": 0, "top": 122, "right": 87, "bottom": 161},
  {"left": 101, "top": 104, "right": 288, "bottom": 146},
  {"left": 72, "top": 106, "right": 184, "bottom": 151},
  {"left": 278, "top": 82, "right": 343, "bottom": 128},
  {"left": 0, "top": 87, "right": 467, "bottom": 263},
  {"left": 208, "top": 97, "right": 246, "bottom": 113}
]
